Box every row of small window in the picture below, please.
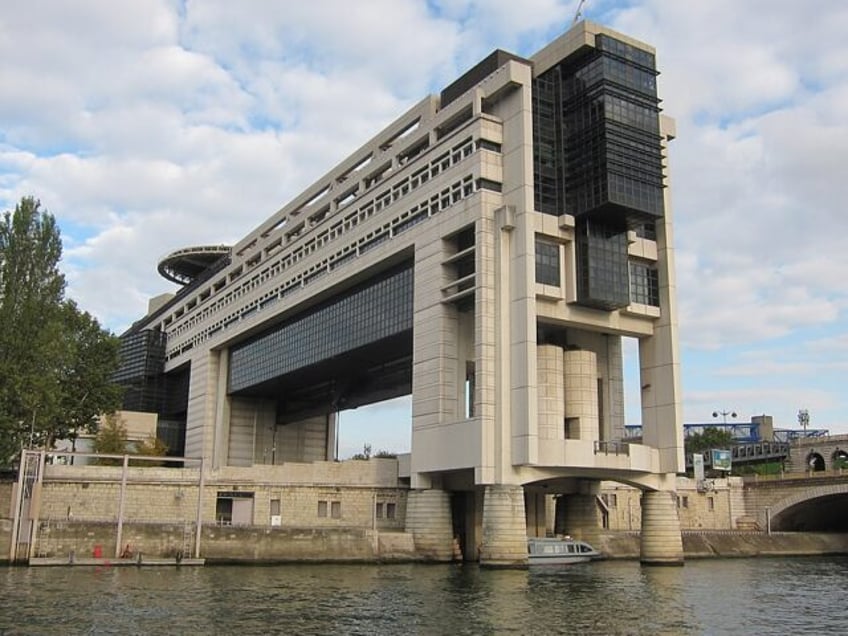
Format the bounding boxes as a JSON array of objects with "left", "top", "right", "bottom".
[
  {"left": 161, "top": 132, "right": 484, "bottom": 349},
  {"left": 316, "top": 500, "right": 397, "bottom": 519},
  {"left": 167, "top": 174, "right": 475, "bottom": 360},
  {"left": 317, "top": 500, "right": 342, "bottom": 519},
  {"left": 375, "top": 502, "right": 397, "bottom": 519},
  {"left": 169, "top": 171, "right": 470, "bottom": 350},
  {"left": 677, "top": 495, "right": 716, "bottom": 511},
  {"left": 677, "top": 495, "right": 715, "bottom": 512}
]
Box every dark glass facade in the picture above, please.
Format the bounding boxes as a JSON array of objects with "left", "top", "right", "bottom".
[
  {"left": 532, "top": 33, "right": 666, "bottom": 311},
  {"left": 629, "top": 261, "right": 660, "bottom": 307},
  {"left": 114, "top": 329, "right": 167, "bottom": 412},
  {"left": 535, "top": 239, "right": 561, "bottom": 286},
  {"left": 229, "top": 266, "right": 413, "bottom": 393},
  {"left": 575, "top": 219, "right": 630, "bottom": 310},
  {"left": 114, "top": 329, "right": 189, "bottom": 455}
]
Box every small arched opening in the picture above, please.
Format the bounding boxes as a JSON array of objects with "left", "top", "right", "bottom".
[
  {"left": 807, "top": 452, "right": 826, "bottom": 472},
  {"left": 832, "top": 449, "right": 848, "bottom": 470}
]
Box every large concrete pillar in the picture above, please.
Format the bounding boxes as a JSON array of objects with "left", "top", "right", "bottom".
[
  {"left": 480, "top": 485, "right": 527, "bottom": 567},
  {"left": 537, "top": 344, "right": 564, "bottom": 440},
  {"left": 405, "top": 489, "right": 453, "bottom": 561},
  {"left": 564, "top": 349, "right": 599, "bottom": 442},
  {"left": 640, "top": 489, "right": 684, "bottom": 566},
  {"left": 560, "top": 493, "right": 602, "bottom": 546}
]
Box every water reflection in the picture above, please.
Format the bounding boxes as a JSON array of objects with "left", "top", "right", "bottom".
[{"left": 0, "top": 557, "right": 846, "bottom": 635}]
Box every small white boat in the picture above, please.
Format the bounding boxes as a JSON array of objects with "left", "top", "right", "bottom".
[{"left": 527, "top": 537, "right": 600, "bottom": 565}]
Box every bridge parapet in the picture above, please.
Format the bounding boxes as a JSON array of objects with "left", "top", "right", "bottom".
[
  {"left": 743, "top": 472, "right": 848, "bottom": 531},
  {"left": 787, "top": 434, "right": 848, "bottom": 472}
]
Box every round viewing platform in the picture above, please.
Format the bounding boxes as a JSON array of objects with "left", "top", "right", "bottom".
[{"left": 157, "top": 245, "right": 230, "bottom": 285}]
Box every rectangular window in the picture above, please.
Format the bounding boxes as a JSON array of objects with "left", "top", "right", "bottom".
[
  {"left": 708, "top": 497, "right": 715, "bottom": 512},
  {"left": 564, "top": 417, "right": 579, "bottom": 440},
  {"left": 682, "top": 496, "right": 689, "bottom": 509},
  {"left": 609, "top": 493, "right": 617, "bottom": 508},
  {"left": 331, "top": 501, "right": 342, "bottom": 519},
  {"left": 629, "top": 261, "right": 659, "bottom": 306},
  {"left": 465, "top": 361, "right": 475, "bottom": 418},
  {"left": 535, "top": 240, "right": 561, "bottom": 286},
  {"left": 270, "top": 499, "right": 281, "bottom": 516},
  {"left": 386, "top": 503, "right": 396, "bottom": 519},
  {"left": 318, "top": 501, "right": 328, "bottom": 517},
  {"left": 216, "top": 498, "right": 233, "bottom": 525},
  {"left": 375, "top": 502, "right": 384, "bottom": 519}
]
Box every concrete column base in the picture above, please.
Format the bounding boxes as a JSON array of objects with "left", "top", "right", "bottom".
[
  {"left": 405, "top": 489, "right": 453, "bottom": 561},
  {"left": 480, "top": 485, "right": 527, "bottom": 567},
  {"left": 560, "top": 494, "right": 602, "bottom": 545},
  {"left": 640, "top": 490, "right": 684, "bottom": 566}
]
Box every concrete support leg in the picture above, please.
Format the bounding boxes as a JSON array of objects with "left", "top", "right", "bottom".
[
  {"left": 480, "top": 485, "right": 527, "bottom": 567},
  {"left": 405, "top": 489, "right": 453, "bottom": 561},
  {"left": 640, "top": 490, "right": 684, "bottom": 566},
  {"left": 561, "top": 494, "right": 602, "bottom": 546}
]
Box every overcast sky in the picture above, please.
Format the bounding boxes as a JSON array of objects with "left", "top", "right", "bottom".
[{"left": 2, "top": 0, "right": 847, "bottom": 454}]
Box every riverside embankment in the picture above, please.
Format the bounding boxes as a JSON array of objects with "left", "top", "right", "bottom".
[
  {"left": 3, "top": 518, "right": 847, "bottom": 564},
  {"left": 597, "top": 530, "right": 848, "bottom": 559}
]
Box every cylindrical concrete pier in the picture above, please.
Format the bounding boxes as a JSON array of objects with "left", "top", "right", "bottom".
[
  {"left": 537, "top": 344, "right": 564, "bottom": 440},
  {"left": 480, "top": 485, "right": 528, "bottom": 567},
  {"left": 640, "top": 490, "right": 684, "bottom": 566},
  {"left": 405, "top": 489, "right": 453, "bottom": 561},
  {"left": 564, "top": 349, "right": 599, "bottom": 442}
]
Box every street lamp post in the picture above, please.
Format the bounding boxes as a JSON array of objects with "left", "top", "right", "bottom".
[
  {"left": 712, "top": 410, "right": 737, "bottom": 425},
  {"left": 797, "top": 409, "right": 810, "bottom": 433}
]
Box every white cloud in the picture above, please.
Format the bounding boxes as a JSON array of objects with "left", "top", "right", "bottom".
[{"left": 2, "top": 0, "right": 847, "bottom": 437}]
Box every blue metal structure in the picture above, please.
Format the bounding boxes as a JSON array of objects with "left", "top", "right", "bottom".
[{"left": 625, "top": 423, "right": 830, "bottom": 444}]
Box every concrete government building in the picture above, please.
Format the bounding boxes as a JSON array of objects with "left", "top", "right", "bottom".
[{"left": 115, "top": 20, "right": 684, "bottom": 565}]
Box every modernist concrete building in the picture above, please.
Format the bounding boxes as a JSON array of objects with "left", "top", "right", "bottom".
[{"left": 115, "top": 21, "right": 684, "bottom": 565}]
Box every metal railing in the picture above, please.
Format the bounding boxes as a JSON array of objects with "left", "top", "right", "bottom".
[{"left": 594, "top": 440, "right": 630, "bottom": 456}]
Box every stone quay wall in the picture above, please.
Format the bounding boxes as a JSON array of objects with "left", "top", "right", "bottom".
[
  {"left": 1, "top": 459, "right": 415, "bottom": 563},
  {"left": 596, "top": 530, "right": 848, "bottom": 559}
]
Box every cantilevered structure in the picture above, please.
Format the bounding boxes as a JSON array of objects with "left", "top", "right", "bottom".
[{"left": 116, "top": 21, "right": 685, "bottom": 565}]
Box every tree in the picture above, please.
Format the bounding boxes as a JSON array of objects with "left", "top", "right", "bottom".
[
  {"left": 0, "top": 197, "right": 122, "bottom": 465},
  {"left": 685, "top": 427, "right": 735, "bottom": 456},
  {"left": 92, "top": 413, "right": 129, "bottom": 465},
  {"left": 50, "top": 300, "right": 123, "bottom": 449},
  {"left": 93, "top": 414, "right": 168, "bottom": 466},
  {"left": 134, "top": 434, "right": 168, "bottom": 466},
  {"left": 352, "top": 443, "right": 372, "bottom": 460}
]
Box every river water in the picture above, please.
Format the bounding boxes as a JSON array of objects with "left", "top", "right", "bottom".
[{"left": 1, "top": 557, "right": 845, "bottom": 635}]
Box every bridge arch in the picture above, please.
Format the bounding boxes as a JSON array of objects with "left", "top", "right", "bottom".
[
  {"left": 832, "top": 449, "right": 848, "bottom": 470},
  {"left": 766, "top": 483, "right": 848, "bottom": 532},
  {"left": 806, "top": 452, "right": 826, "bottom": 472}
]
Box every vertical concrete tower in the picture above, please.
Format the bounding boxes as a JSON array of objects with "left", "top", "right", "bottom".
[{"left": 407, "top": 21, "right": 684, "bottom": 565}]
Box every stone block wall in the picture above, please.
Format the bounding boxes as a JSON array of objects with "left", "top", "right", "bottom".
[
  {"left": 598, "top": 477, "right": 740, "bottom": 532},
  {"left": 1, "top": 459, "right": 411, "bottom": 562}
]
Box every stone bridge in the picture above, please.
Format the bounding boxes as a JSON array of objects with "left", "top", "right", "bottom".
[
  {"left": 786, "top": 434, "right": 848, "bottom": 472},
  {"left": 743, "top": 472, "right": 848, "bottom": 532}
]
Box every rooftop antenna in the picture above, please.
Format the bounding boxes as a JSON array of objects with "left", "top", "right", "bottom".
[{"left": 573, "top": 0, "right": 588, "bottom": 24}]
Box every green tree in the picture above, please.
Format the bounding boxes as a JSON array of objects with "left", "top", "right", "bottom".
[
  {"left": 352, "top": 443, "right": 372, "bottom": 460},
  {"left": 93, "top": 414, "right": 168, "bottom": 466},
  {"left": 133, "top": 434, "right": 168, "bottom": 466},
  {"left": 685, "top": 427, "right": 735, "bottom": 456},
  {"left": 50, "top": 300, "right": 123, "bottom": 449},
  {"left": 0, "top": 197, "right": 122, "bottom": 464},
  {"left": 92, "top": 413, "right": 128, "bottom": 465}
]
